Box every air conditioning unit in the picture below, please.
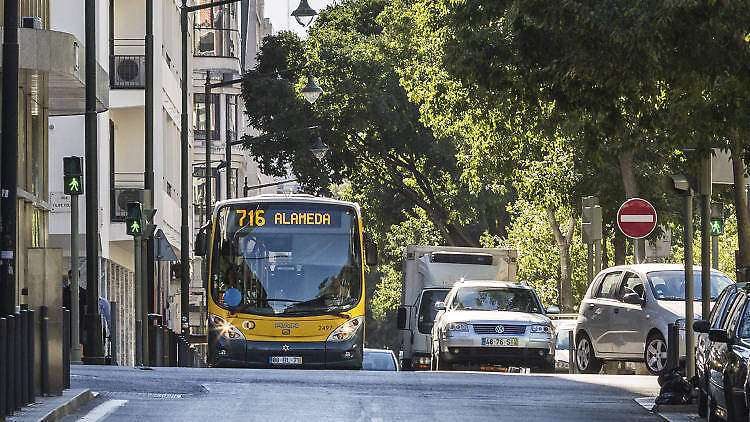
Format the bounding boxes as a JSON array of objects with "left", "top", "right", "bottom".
[
  {"left": 112, "top": 55, "right": 145, "bottom": 87},
  {"left": 115, "top": 188, "right": 142, "bottom": 216}
]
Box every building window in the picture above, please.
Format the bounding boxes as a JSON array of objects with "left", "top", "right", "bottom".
[
  {"left": 193, "top": 1, "right": 239, "bottom": 58},
  {"left": 226, "top": 95, "right": 238, "bottom": 143},
  {"left": 193, "top": 93, "right": 220, "bottom": 141}
]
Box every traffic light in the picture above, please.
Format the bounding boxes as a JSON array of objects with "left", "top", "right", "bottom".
[
  {"left": 126, "top": 202, "right": 143, "bottom": 236},
  {"left": 63, "top": 156, "right": 83, "bottom": 195},
  {"left": 711, "top": 202, "right": 724, "bottom": 236},
  {"left": 582, "top": 197, "right": 602, "bottom": 244}
]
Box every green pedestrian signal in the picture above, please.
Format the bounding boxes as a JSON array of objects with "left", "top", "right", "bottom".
[
  {"left": 63, "top": 156, "right": 83, "bottom": 195},
  {"left": 126, "top": 202, "right": 143, "bottom": 236},
  {"left": 711, "top": 219, "right": 723, "bottom": 236}
]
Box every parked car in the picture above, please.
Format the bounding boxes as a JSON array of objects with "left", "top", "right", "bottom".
[
  {"left": 362, "top": 348, "right": 400, "bottom": 371},
  {"left": 430, "top": 280, "right": 557, "bottom": 372},
  {"left": 695, "top": 282, "right": 746, "bottom": 419},
  {"left": 575, "top": 264, "right": 734, "bottom": 375},
  {"left": 696, "top": 284, "right": 750, "bottom": 422}
]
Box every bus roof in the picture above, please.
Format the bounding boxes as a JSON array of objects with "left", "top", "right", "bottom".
[{"left": 212, "top": 194, "right": 360, "bottom": 218}]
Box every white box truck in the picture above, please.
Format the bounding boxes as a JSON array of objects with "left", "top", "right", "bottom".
[{"left": 397, "top": 245, "right": 518, "bottom": 370}]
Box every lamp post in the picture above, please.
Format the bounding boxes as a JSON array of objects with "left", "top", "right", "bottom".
[{"left": 291, "top": 0, "right": 318, "bottom": 27}]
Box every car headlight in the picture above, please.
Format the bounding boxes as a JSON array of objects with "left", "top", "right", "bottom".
[
  {"left": 446, "top": 322, "right": 468, "bottom": 332},
  {"left": 530, "top": 324, "right": 552, "bottom": 334},
  {"left": 210, "top": 314, "right": 245, "bottom": 340},
  {"left": 327, "top": 316, "right": 364, "bottom": 342}
]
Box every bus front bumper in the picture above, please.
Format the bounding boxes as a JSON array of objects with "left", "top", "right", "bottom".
[{"left": 211, "top": 331, "right": 363, "bottom": 369}]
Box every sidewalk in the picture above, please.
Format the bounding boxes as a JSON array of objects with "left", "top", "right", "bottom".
[
  {"left": 6, "top": 389, "right": 96, "bottom": 422},
  {"left": 635, "top": 397, "right": 702, "bottom": 422}
]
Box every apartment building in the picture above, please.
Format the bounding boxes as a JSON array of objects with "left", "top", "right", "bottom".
[
  {"left": 189, "top": 0, "right": 274, "bottom": 334},
  {"left": 48, "top": 0, "right": 191, "bottom": 365}
]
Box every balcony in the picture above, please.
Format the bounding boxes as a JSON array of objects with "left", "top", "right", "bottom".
[
  {"left": 110, "top": 39, "right": 146, "bottom": 89},
  {"left": 111, "top": 172, "right": 143, "bottom": 222},
  {"left": 193, "top": 27, "right": 239, "bottom": 59}
]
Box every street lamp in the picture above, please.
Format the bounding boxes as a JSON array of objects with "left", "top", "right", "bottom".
[
  {"left": 291, "top": 0, "right": 318, "bottom": 27},
  {"left": 309, "top": 129, "right": 329, "bottom": 161},
  {"left": 300, "top": 73, "right": 324, "bottom": 104}
]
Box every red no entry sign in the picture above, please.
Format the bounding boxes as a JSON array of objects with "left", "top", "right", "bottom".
[{"left": 617, "top": 198, "right": 657, "bottom": 239}]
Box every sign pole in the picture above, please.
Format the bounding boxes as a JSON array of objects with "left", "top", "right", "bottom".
[{"left": 70, "top": 195, "right": 82, "bottom": 364}]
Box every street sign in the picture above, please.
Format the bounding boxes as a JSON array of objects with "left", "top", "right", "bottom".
[
  {"left": 126, "top": 202, "right": 143, "bottom": 236},
  {"left": 711, "top": 202, "right": 724, "bottom": 236},
  {"left": 63, "top": 156, "right": 84, "bottom": 195},
  {"left": 617, "top": 198, "right": 657, "bottom": 239}
]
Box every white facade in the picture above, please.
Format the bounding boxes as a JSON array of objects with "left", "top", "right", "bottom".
[{"left": 48, "top": 0, "right": 193, "bottom": 365}]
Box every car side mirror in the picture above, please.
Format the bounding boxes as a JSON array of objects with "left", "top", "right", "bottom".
[
  {"left": 545, "top": 305, "right": 560, "bottom": 314},
  {"left": 709, "top": 328, "right": 732, "bottom": 344},
  {"left": 433, "top": 301, "right": 446, "bottom": 312},
  {"left": 693, "top": 320, "right": 710, "bottom": 333},
  {"left": 364, "top": 233, "right": 378, "bottom": 266},
  {"left": 194, "top": 223, "right": 211, "bottom": 256},
  {"left": 622, "top": 292, "right": 645, "bottom": 306},
  {"left": 397, "top": 307, "right": 407, "bottom": 330}
]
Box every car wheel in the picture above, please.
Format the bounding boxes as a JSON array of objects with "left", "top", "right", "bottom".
[
  {"left": 644, "top": 332, "right": 668, "bottom": 375},
  {"left": 698, "top": 387, "right": 708, "bottom": 418},
  {"left": 575, "top": 332, "right": 602, "bottom": 374}
]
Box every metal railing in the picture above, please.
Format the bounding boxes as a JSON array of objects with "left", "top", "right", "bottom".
[{"left": 193, "top": 27, "right": 239, "bottom": 58}]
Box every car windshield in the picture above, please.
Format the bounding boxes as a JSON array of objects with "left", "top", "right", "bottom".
[
  {"left": 210, "top": 203, "right": 362, "bottom": 316},
  {"left": 417, "top": 289, "right": 449, "bottom": 334},
  {"left": 362, "top": 351, "right": 397, "bottom": 371},
  {"left": 647, "top": 270, "right": 733, "bottom": 301},
  {"left": 451, "top": 287, "right": 541, "bottom": 313}
]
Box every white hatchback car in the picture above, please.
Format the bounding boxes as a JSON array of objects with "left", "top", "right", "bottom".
[{"left": 575, "top": 264, "right": 734, "bottom": 375}]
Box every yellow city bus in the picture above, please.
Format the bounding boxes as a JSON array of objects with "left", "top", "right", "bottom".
[{"left": 195, "top": 194, "right": 375, "bottom": 369}]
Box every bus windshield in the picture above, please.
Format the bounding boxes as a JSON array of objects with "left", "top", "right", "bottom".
[{"left": 210, "top": 202, "right": 362, "bottom": 316}]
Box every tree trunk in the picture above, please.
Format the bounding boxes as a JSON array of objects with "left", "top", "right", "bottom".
[
  {"left": 617, "top": 149, "right": 645, "bottom": 262},
  {"left": 614, "top": 230, "right": 626, "bottom": 265},
  {"left": 547, "top": 208, "right": 575, "bottom": 312},
  {"left": 730, "top": 132, "right": 750, "bottom": 274},
  {"left": 601, "top": 229, "right": 610, "bottom": 269}
]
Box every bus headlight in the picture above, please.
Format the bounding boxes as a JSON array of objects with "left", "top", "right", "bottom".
[
  {"left": 327, "top": 316, "right": 364, "bottom": 342},
  {"left": 210, "top": 314, "right": 245, "bottom": 340}
]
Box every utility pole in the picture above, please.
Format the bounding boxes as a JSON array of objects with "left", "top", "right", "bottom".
[
  {"left": 1, "top": 0, "right": 19, "bottom": 317},
  {"left": 145, "top": 0, "right": 156, "bottom": 324},
  {"left": 127, "top": 202, "right": 144, "bottom": 365},
  {"left": 205, "top": 72, "right": 213, "bottom": 218},
  {"left": 83, "top": 0, "right": 104, "bottom": 364},
  {"left": 226, "top": 96, "right": 232, "bottom": 199},
  {"left": 180, "top": 0, "right": 190, "bottom": 336},
  {"left": 700, "top": 156, "right": 711, "bottom": 321}
]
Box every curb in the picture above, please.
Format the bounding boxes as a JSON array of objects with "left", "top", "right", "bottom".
[
  {"left": 634, "top": 397, "right": 701, "bottom": 422},
  {"left": 38, "top": 390, "right": 97, "bottom": 422}
]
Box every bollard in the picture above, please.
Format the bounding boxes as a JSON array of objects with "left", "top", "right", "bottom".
[
  {"left": 7, "top": 314, "right": 16, "bottom": 413},
  {"left": 110, "top": 302, "right": 118, "bottom": 365},
  {"left": 27, "top": 310, "right": 35, "bottom": 404},
  {"left": 40, "top": 306, "right": 48, "bottom": 396},
  {"left": 14, "top": 312, "right": 22, "bottom": 410},
  {"left": 169, "top": 331, "right": 177, "bottom": 367},
  {"left": 20, "top": 310, "right": 28, "bottom": 406},
  {"left": 568, "top": 330, "right": 576, "bottom": 374},
  {"left": 667, "top": 323, "right": 679, "bottom": 372},
  {"left": 1, "top": 317, "right": 7, "bottom": 417},
  {"left": 161, "top": 327, "right": 169, "bottom": 366},
  {"left": 154, "top": 326, "right": 164, "bottom": 367},
  {"left": 63, "top": 309, "right": 71, "bottom": 389}
]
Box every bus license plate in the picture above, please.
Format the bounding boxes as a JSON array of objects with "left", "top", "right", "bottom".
[
  {"left": 270, "top": 356, "right": 302, "bottom": 365},
  {"left": 482, "top": 338, "right": 518, "bottom": 347}
]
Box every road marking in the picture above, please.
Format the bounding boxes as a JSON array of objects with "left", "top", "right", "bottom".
[
  {"left": 77, "top": 399, "right": 128, "bottom": 422},
  {"left": 620, "top": 215, "right": 654, "bottom": 223}
]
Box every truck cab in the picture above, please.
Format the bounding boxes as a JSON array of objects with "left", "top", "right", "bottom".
[{"left": 397, "top": 246, "right": 518, "bottom": 370}]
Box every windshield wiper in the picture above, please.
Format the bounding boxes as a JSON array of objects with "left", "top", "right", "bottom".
[
  {"left": 280, "top": 307, "right": 350, "bottom": 318},
  {"left": 259, "top": 298, "right": 303, "bottom": 303},
  {"left": 657, "top": 296, "right": 685, "bottom": 301}
]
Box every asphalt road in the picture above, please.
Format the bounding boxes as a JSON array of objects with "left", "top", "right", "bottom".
[{"left": 59, "top": 366, "right": 662, "bottom": 421}]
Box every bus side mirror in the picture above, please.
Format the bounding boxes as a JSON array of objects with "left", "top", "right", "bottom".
[
  {"left": 397, "top": 307, "right": 407, "bottom": 330},
  {"left": 364, "top": 234, "right": 378, "bottom": 266},
  {"left": 194, "top": 224, "right": 210, "bottom": 256}
]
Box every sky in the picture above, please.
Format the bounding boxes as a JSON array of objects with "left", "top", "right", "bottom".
[{"left": 264, "top": 0, "right": 337, "bottom": 37}]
